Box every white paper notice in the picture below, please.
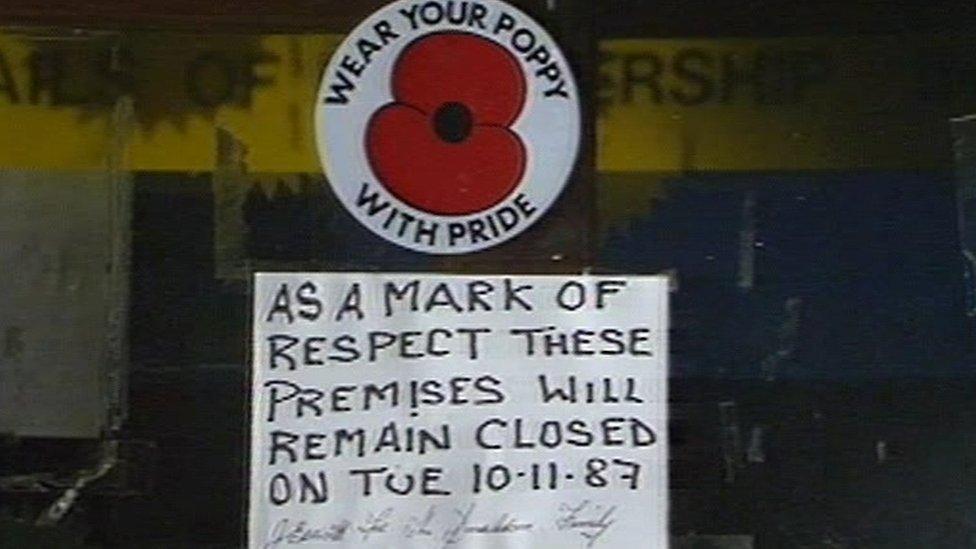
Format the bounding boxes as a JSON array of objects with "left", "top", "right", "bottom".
[{"left": 248, "top": 273, "right": 669, "bottom": 549}]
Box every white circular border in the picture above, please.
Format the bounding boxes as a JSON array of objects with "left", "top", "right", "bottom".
[{"left": 315, "top": 0, "right": 581, "bottom": 255}]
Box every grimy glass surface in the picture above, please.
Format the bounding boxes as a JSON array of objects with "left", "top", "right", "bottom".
[{"left": 0, "top": 1, "right": 974, "bottom": 547}]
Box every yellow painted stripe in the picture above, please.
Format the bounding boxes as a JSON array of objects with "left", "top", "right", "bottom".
[{"left": 0, "top": 32, "right": 959, "bottom": 172}]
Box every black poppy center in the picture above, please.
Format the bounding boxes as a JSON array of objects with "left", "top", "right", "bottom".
[{"left": 433, "top": 102, "right": 473, "bottom": 143}]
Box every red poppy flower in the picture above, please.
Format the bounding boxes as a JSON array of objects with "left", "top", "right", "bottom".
[{"left": 366, "top": 32, "right": 527, "bottom": 216}]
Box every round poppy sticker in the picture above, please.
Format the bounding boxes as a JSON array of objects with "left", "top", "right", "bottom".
[{"left": 316, "top": 0, "right": 580, "bottom": 254}]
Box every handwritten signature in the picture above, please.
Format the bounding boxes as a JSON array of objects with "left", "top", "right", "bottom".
[
  {"left": 441, "top": 503, "right": 534, "bottom": 548},
  {"left": 265, "top": 501, "right": 610, "bottom": 548},
  {"left": 263, "top": 518, "right": 350, "bottom": 549},
  {"left": 555, "top": 500, "right": 618, "bottom": 547},
  {"left": 404, "top": 505, "right": 437, "bottom": 539},
  {"left": 263, "top": 508, "right": 394, "bottom": 548},
  {"left": 356, "top": 507, "right": 394, "bottom": 541}
]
